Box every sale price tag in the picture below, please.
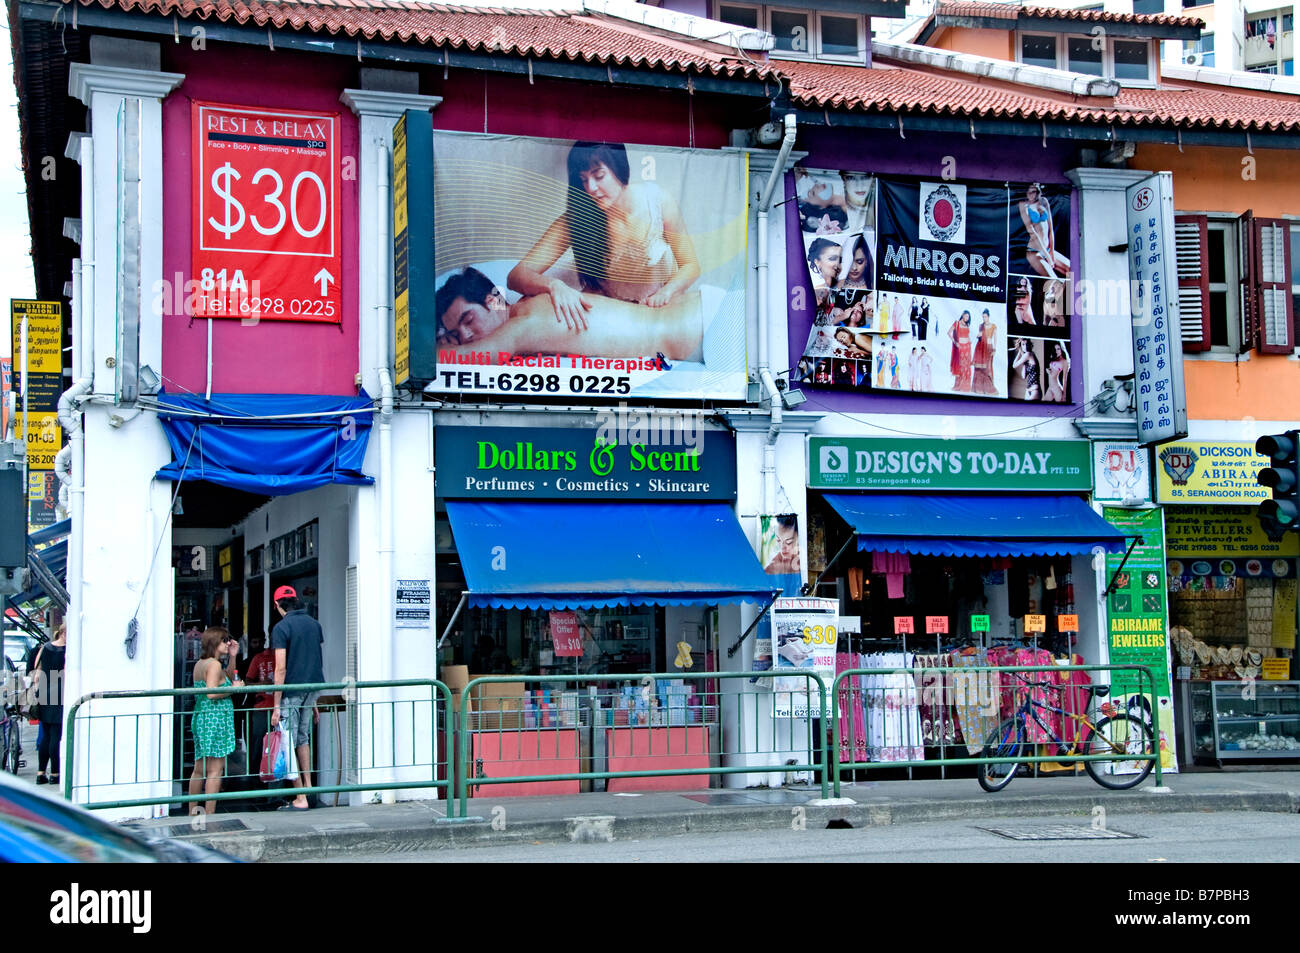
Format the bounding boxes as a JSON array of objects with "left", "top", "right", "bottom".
[
  {"left": 970, "top": 615, "right": 990, "bottom": 632},
  {"left": 1057, "top": 614, "right": 1079, "bottom": 632},
  {"left": 925, "top": 616, "right": 949, "bottom": 634},
  {"left": 1025, "top": 614, "right": 1047, "bottom": 633},
  {"left": 549, "top": 611, "right": 583, "bottom": 657},
  {"left": 893, "top": 616, "right": 915, "bottom": 635},
  {"left": 193, "top": 103, "right": 341, "bottom": 323}
]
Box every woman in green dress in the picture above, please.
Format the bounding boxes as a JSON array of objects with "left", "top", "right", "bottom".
[{"left": 188, "top": 626, "right": 242, "bottom": 817}]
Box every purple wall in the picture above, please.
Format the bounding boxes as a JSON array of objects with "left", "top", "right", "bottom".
[{"left": 787, "top": 128, "right": 1084, "bottom": 418}]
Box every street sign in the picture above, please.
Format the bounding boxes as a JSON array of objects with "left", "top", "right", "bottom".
[{"left": 192, "top": 102, "right": 341, "bottom": 323}]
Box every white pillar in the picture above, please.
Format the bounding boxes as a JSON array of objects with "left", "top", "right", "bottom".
[
  {"left": 67, "top": 61, "right": 184, "bottom": 818},
  {"left": 340, "top": 85, "right": 441, "bottom": 800}
]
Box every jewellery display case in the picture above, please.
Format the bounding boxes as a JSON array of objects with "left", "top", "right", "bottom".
[{"left": 1188, "top": 680, "right": 1300, "bottom": 764}]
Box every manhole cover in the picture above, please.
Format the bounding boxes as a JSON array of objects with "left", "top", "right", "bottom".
[
  {"left": 140, "top": 819, "right": 251, "bottom": 837},
  {"left": 978, "top": 824, "right": 1141, "bottom": 841}
]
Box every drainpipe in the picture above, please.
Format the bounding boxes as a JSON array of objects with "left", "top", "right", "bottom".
[
  {"left": 756, "top": 114, "right": 797, "bottom": 513},
  {"left": 376, "top": 142, "right": 396, "bottom": 685},
  {"left": 62, "top": 136, "right": 96, "bottom": 658}
]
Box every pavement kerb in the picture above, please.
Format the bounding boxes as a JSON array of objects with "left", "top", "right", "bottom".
[{"left": 176, "top": 788, "right": 1300, "bottom": 862}]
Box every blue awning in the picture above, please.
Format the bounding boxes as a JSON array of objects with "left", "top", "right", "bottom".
[
  {"left": 446, "top": 500, "right": 779, "bottom": 610},
  {"left": 824, "top": 493, "right": 1129, "bottom": 558},
  {"left": 154, "top": 391, "right": 374, "bottom": 496}
]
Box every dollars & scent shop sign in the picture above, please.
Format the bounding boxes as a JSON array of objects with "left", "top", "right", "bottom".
[
  {"left": 809, "top": 437, "right": 1091, "bottom": 492},
  {"left": 436, "top": 426, "right": 736, "bottom": 500}
]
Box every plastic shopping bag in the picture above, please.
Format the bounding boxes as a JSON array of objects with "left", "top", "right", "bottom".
[{"left": 260, "top": 724, "right": 299, "bottom": 782}]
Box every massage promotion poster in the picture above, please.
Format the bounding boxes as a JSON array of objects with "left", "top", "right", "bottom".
[
  {"left": 792, "top": 169, "right": 1072, "bottom": 404},
  {"left": 409, "top": 128, "right": 748, "bottom": 399}
]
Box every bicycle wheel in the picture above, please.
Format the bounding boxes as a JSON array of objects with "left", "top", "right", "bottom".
[
  {"left": 1083, "top": 714, "right": 1154, "bottom": 790},
  {"left": 978, "top": 718, "right": 1027, "bottom": 793},
  {"left": 0, "top": 722, "right": 15, "bottom": 774}
]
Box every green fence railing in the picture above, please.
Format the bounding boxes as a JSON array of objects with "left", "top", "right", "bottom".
[
  {"left": 455, "top": 671, "right": 830, "bottom": 817},
  {"left": 830, "top": 664, "right": 1164, "bottom": 796},
  {"left": 63, "top": 678, "right": 457, "bottom": 815}
]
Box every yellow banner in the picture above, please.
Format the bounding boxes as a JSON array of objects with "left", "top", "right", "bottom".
[
  {"left": 10, "top": 300, "right": 62, "bottom": 375},
  {"left": 15, "top": 411, "right": 62, "bottom": 470},
  {"left": 1155, "top": 441, "right": 1269, "bottom": 505},
  {"left": 1165, "top": 505, "right": 1300, "bottom": 557}
]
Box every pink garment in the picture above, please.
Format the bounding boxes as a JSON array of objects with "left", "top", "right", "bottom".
[
  {"left": 836, "top": 652, "right": 868, "bottom": 764},
  {"left": 1013, "top": 647, "right": 1056, "bottom": 742},
  {"left": 1054, "top": 654, "right": 1092, "bottom": 744},
  {"left": 871, "top": 551, "right": 912, "bottom": 599}
]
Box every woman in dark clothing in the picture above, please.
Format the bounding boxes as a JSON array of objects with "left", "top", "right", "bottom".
[{"left": 33, "top": 623, "right": 66, "bottom": 785}]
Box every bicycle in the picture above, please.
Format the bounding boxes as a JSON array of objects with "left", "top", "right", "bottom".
[
  {"left": 1, "top": 703, "right": 24, "bottom": 775},
  {"left": 978, "top": 671, "right": 1154, "bottom": 792}
]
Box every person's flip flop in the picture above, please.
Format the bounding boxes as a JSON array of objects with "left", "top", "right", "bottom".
[{"left": 277, "top": 803, "right": 310, "bottom": 811}]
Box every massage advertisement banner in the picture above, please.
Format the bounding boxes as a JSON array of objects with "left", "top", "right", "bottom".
[
  {"left": 191, "top": 102, "right": 341, "bottom": 322},
  {"left": 792, "top": 170, "right": 1071, "bottom": 404},
  {"left": 1102, "top": 506, "right": 1178, "bottom": 773},
  {"left": 408, "top": 127, "right": 748, "bottom": 399},
  {"left": 771, "top": 596, "right": 838, "bottom": 719}
]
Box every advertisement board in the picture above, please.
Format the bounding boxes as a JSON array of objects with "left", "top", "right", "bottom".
[
  {"left": 791, "top": 171, "right": 1073, "bottom": 405},
  {"left": 1102, "top": 506, "right": 1177, "bottom": 772},
  {"left": 10, "top": 300, "right": 63, "bottom": 476},
  {"left": 1124, "top": 173, "right": 1188, "bottom": 445},
  {"left": 808, "top": 437, "right": 1091, "bottom": 492},
  {"left": 435, "top": 426, "right": 736, "bottom": 500},
  {"left": 1164, "top": 504, "right": 1300, "bottom": 558},
  {"left": 1092, "top": 441, "right": 1151, "bottom": 503},
  {"left": 771, "top": 596, "right": 838, "bottom": 719},
  {"left": 401, "top": 126, "right": 748, "bottom": 399},
  {"left": 191, "top": 102, "right": 341, "bottom": 322},
  {"left": 1155, "top": 441, "right": 1270, "bottom": 505}
]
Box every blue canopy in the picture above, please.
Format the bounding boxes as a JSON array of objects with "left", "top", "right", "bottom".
[
  {"left": 824, "top": 493, "right": 1129, "bottom": 558},
  {"left": 445, "top": 500, "right": 779, "bottom": 610},
  {"left": 154, "top": 391, "right": 375, "bottom": 496}
]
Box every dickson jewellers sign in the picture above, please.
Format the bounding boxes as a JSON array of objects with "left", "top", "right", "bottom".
[
  {"left": 809, "top": 437, "right": 1091, "bottom": 492},
  {"left": 436, "top": 426, "right": 737, "bottom": 500}
]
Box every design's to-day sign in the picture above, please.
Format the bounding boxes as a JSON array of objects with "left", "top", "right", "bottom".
[
  {"left": 435, "top": 426, "right": 737, "bottom": 500},
  {"left": 791, "top": 170, "right": 1074, "bottom": 407},
  {"left": 1103, "top": 506, "right": 1177, "bottom": 772},
  {"left": 1164, "top": 504, "right": 1300, "bottom": 558},
  {"left": 1155, "top": 440, "right": 1270, "bottom": 505},
  {"left": 192, "top": 102, "right": 340, "bottom": 322},
  {"left": 808, "top": 437, "right": 1091, "bottom": 491},
  {"left": 1093, "top": 442, "right": 1150, "bottom": 503},
  {"left": 396, "top": 122, "right": 749, "bottom": 399},
  {"left": 10, "top": 300, "right": 63, "bottom": 475},
  {"left": 1124, "top": 173, "right": 1188, "bottom": 446}
]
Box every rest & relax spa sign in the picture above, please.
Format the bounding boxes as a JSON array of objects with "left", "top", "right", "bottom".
[
  {"left": 809, "top": 437, "right": 1091, "bottom": 492},
  {"left": 436, "top": 426, "right": 736, "bottom": 500}
]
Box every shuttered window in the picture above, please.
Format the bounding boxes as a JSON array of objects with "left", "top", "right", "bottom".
[
  {"left": 1253, "top": 218, "right": 1295, "bottom": 353},
  {"left": 1174, "top": 215, "right": 1211, "bottom": 352}
]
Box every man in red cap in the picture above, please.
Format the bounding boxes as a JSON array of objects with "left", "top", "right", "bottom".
[{"left": 270, "top": 585, "right": 325, "bottom": 810}]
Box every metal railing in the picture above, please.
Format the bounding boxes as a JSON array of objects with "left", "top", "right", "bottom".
[
  {"left": 830, "top": 664, "right": 1164, "bottom": 796},
  {"left": 63, "top": 679, "right": 457, "bottom": 815},
  {"left": 455, "top": 671, "right": 830, "bottom": 817}
]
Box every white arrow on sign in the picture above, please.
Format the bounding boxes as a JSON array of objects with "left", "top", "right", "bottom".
[{"left": 313, "top": 268, "right": 335, "bottom": 296}]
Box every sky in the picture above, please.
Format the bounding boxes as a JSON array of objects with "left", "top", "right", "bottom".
[{"left": 0, "top": 13, "right": 40, "bottom": 357}]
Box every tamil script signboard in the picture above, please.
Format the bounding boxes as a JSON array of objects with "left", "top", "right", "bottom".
[
  {"left": 808, "top": 437, "right": 1091, "bottom": 492},
  {"left": 1155, "top": 440, "right": 1270, "bottom": 506},
  {"left": 1124, "top": 173, "right": 1188, "bottom": 446}
]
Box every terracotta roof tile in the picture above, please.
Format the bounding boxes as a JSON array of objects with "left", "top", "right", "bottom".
[
  {"left": 935, "top": 0, "right": 1204, "bottom": 29},
  {"left": 781, "top": 59, "right": 1300, "bottom": 133},
  {"left": 70, "top": 0, "right": 773, "bottom": 77}
]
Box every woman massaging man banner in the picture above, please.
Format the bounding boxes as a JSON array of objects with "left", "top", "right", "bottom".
[
  {"left": 792, "top": 170, "right": 1071, "bottom": 404},
  {"left": 420, "top": 131, "right": 749, "bottom": 400}
]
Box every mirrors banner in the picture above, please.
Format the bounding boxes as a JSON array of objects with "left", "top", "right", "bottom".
[{"left": 792, "top": 170, "right": 1073, "bottom": 405}]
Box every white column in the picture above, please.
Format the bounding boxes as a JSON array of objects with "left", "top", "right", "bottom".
[
  {"left": 340, "top": 87, "right": 441, "bottom": 800},
  {"left": 67, "top": 63, "right": 183, "bottom": 818}
]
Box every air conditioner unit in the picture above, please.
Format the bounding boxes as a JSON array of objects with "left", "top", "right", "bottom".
[{"left": 1184, "top": 51, "right": 1202, "bottom": 66}]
